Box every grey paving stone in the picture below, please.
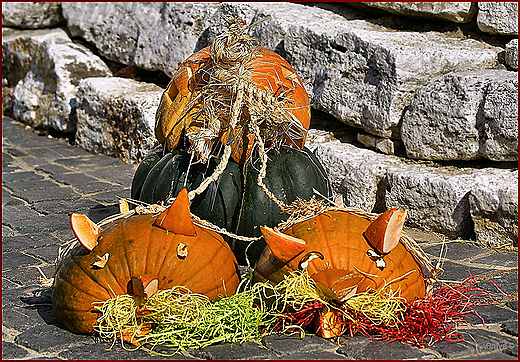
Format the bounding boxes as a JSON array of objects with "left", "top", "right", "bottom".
[
  {"left": 3, "top": 151, "right": 14, "bottom": 164},
  {"left": 2, "top": 341, "right": 30, "bottom": 359},
  {"left": 10, "top": 185, "right": 80, "bottom": 203},
  {"left": 85, "top": 204, "right": 120, "bottom": 223},
  {"left": 85, "top": 165, "right": 136, "bottom": 186},
  {"left": 2, "top": 187, "right": 25, "bottom": 206},
  {"left": 190, "top": 340, "right": 277, "bottom": 360},
  {"left": 74, "top": 181, "right": 122, "bottom": 195},
  {"left": 430, "top": 328, "right": 518, "bottom": 358},
  {"left": 2, "top": 305, "right": 52, "bottom": 332},
  {"left": 3, "top": 179, "right": 61, "bottom": 192},
  {"left": 502, "top": 320, "right": 519, "bottom": 337},
  {"left": 472, "top": 252, "right": 519, "bottom": 269},
  {"left": 19, "top": 286, "right": 53, "bottom": 305},
  {"left": 2, "top": 251, "right": 42, "bottom": 271},
  {"left": 23, "top": 146, "right": 72, "bottom": 161},
  {"left": 2, "top": 285, "right": 46, "bottom": 309},
  {"left": 2, "top": 204, "right": 41, "bottom": 224},
  {"left": 2, "top": 225, "right": 15, "bottom": 238},
  {"left": 2, "top": 171, "right": 45, "bottom": 182},
  {"left": 437, "top": 261, "right": 490, "bottom": 282},
  {"left": 263, "top": 333, "right": 336, "bottom": 355},
  {"left": 35, "top": 163, "right": 75, "bottom": 176},
  {"left": 25, "top": 246, "right": 60, "bottom": 264},
  {"left": 422, "top": 241, "right": 488, "bottom": 261},
  {"left": 465, "top": 305, "right": 518, "bottom": 326},
  {"left": 6, "top": 147, "right": 28, "bottom": 157},
  {"left": 53, "top": 228, "right": 76, "bottom": 242},
  {"left": 454, "top": 351, "right": 518, "bottom": 359},
  {"left": 31, "top": 198, "right": 105, "bottom": 215},
  {"left": 337, "top": 337, "right": 437, "bottom": 359},
  {"left": 2, "top": 164, "right": 22, "bottom": 173},
  {"left": 2, "top": 264, "right": 55, "bottom": 287},
  {"left": 2, "top": 277, "right": 20, "bottom": 290},
  {"left": 506, "top": 301, "right": 518, "bottom": 311},
  {"left": 476, "top": 272, "right": 518, "bottom": 297},
  {"left": 59, "top": 342, "right": 193, "bottom": 360},
  {"left": 55, "top": 155, "right": 123, "bottom": 170},
  {"left": 273, "top": 349, "right": 348, "bottom": 360},
  {"left": 14, "top": 323, "right": 95, "bottom": 353},
  {"left": 47, "top": 171, "right": 97, "bottom": 185},
  {"left": 3, "top": 212, "right": 70, "bottom": 234},
  {"left": 90, "top": 189, "right": 131, "bottom": 204},
  {"left": 2, "top": 234, "right": 62, "bottom": 253}
]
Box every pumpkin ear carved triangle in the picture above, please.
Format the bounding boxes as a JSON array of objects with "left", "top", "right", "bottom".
[
  {"left": 71, "top": 213, "right": 101, "bottom": 251},
  {"left": 260, "top": 226, "right": 306, "bottom": 263},
  {"left": 364, "top": 208, "right": 407, "bottom": 254},
  {"left": 154, "top": 188, "right": 196, "bottom": 236}
]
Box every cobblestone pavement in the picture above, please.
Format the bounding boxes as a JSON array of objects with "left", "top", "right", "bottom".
[{"left": 2, "top": 116, "right": 518, "bottom": 360}]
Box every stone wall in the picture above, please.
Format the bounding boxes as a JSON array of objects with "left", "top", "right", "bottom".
[{"left": 2, "top": 2, "right": 518, "bottom": 247}]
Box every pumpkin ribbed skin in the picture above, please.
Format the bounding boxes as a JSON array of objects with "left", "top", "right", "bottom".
[
  {"left": 254, "top": 210, "right": 426, "bottom": 303},
  {"left": 131, "top": 146, "right": 331, "bottom": 264},
  {"left": 155, "top": 46, "right": 311, "bottom": 164},
  {"left": 52, "top": 213, "right": 240, "bottom": 334}
]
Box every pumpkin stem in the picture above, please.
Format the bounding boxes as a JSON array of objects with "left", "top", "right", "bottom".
[{"left": 154, "top": 188, "right": 196, "bottom": 236}]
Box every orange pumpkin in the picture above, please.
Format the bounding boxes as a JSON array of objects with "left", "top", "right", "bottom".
[
  {"left": 155, "top": 46, "right": 311, "bottom": 164},
  {"left": 52, "top": 189, "right": 240, "bottom": 334},
  {"left": 253, "top": 209, "right": 426, "bottom": 337}
]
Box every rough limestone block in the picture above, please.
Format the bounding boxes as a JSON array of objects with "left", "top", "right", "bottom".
[
  {"left": 2, "top": 2, "right": 64, "bottom": 29},
  {"left": 477, "top": 2, "right": 518, "bottom": 36},
  {"left": 360, "top": 2, "right": 477, "bottom": 23},
  {"left": 469, "top": 170, "right": 518, "bottom": 247},
  {"left": 4, "top": 28, "right": 112, "bottom": 133},
  {"left": 357, "top": 133, "right": 395, "bottom": 155},
  {"left": 308, "top": 135, "right": 518, "bottom": 245},
  {"left": 62, "top": 2, "right": 501, "bottom": 139},
  {"left": 279, "top": 7, "right": 500, "bottom": 138},
  {"left": 62, "top": 2, "right": 220, "bottom": 75},
  {"left": 75, "top": 77, "right": 163, "bottom": 163},
  {"left": 307, "top": 134, "right": 402, "bottom": 212},
  {"left": 505, "top": 39, "right": 518, "bottom": 70},
  {"left": 401, "top": 70, "right": 518, "bottom": 162}
]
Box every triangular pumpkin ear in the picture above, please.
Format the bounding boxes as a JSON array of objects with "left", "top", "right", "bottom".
[
  {"left": 260, "top": 226, "right": 306, "bottom": 263},
  {"left": 154, "top": 188, "right": 196, "bottom": 236},
  {"left": 364, "top": 208, "right": 407, "bottom": 254},
  {"left": 71, "top": 213, "right": 101, "bottom": 251}
]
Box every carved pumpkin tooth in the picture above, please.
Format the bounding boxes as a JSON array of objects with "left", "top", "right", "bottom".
[
  {"left": 153, "top": 188, "right": 196, "bottom": 236},
  {"left": 364, "top": 208, "right": 407, "bottom": 254},
  {"left": 315, "top": 307, "right": 344, "bottom": 339},
  {"left": 70, "top": 213, "right": 101, "bottom": 251},
  {"left": 260, "top": 226, "right": 306, "bottom": 263}
]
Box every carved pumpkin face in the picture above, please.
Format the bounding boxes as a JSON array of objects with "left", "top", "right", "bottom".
[
  {"left": 253, "top": 209, "right": 426, "bottom": 337},
  {"left": 52, "top": 189, "right": 240, "bottom": 334},
  {"left": 155, "top": 46, "right": 311, "bottom": 164}
]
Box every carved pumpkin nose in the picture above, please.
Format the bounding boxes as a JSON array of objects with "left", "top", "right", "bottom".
[{"left": 128, "top": 276, "right": 159, "bottom": 298}]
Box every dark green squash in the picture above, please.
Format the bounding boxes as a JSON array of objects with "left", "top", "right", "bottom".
[{"left": 131, "top": 146, "right": 331, "bottom": 264}]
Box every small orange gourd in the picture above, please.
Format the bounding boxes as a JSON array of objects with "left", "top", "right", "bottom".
[{"left": 52, "top": 189, "right": 240, "bottom": 334}]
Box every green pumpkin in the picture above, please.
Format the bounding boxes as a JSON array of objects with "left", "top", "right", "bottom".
[{"left": 131, "top": 146, "right": 330, "bottom": 264}]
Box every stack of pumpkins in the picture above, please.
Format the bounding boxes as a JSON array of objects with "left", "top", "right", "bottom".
[{"left": 52, "top": 16, "right": 427, "bottom": 340}]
